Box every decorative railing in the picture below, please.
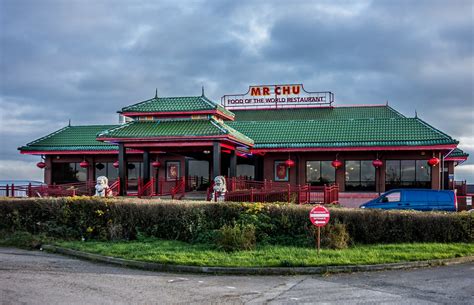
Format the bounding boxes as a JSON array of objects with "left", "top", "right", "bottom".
[
  {"left": 170, "top": 177, "right": 186, "bottom": 199},
  {"left": 454, "top": 180, "right": 467, "bottom": 196},
  {"left": 207, "top": 177, "right": 339, "bottom": 205},
  {"left": 138, "top": 177, "right": 155, "bottom": 197}
]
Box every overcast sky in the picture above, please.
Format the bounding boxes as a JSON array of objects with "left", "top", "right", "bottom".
[{"left": 0, "top": 0, "right": 473, "bottom": 182}]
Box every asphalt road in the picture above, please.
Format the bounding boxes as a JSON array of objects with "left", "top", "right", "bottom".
[{"left": 0, "top": 247, "right": 472, "bottom": 305}]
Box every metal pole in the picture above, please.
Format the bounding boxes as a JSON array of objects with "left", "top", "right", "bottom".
[{"left": 317, "top": 227, "right": 320, "bottom": 255}]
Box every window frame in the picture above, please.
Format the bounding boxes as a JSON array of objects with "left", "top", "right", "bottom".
[
  {"left": 344, "top": 160, "right": 376, "bottom": 192},
  {"left": 305, "top": 160, "right": 335, "bottom": 185},
  {"left": 385, "top": 160, "right": 431, "bottom": 191}
]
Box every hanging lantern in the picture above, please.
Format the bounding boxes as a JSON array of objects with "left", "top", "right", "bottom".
[
  {"left": 79, "top": 160, "right": 89, "bottom": 168},
  {"left": 113, "top": 161, "right": 119, "bottom": 168},
  {"left": 372, "top": 159, "right": 383, "bottom": 168},
  {"left": 427, "top": 157, "right": 440, "bottom": 167},
  {"left": 95, "top": 163, "right": 105, "bottom": 170},
  {"left": 151, "top": 161, "right": 161, "bottom": 168},
  {"left": 36, "top": 161, "right": 46, "bottom": 169},
  {"left": 331, "top": 159, "right": 343, "bottom": 169},
  {"left": 285, "top": 159, "right": 295, "bottom": 168}
]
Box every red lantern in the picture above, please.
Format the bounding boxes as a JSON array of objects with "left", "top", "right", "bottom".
[
  {"left": 36, "top": 161, "right": 46, "bottom": 169},
  {"left": 285, "top": 159, "right": 295, "bottom": 167},
  {"left": 151, "top": 161, "right": 161, "bottom": 168},
  {"left": 372, "top": 159, "right": 383, "bottom": 168},
  {"left": 113, "top": 161, "right": 119, "bottom": 168},
  {"left": 427, "top": 157, "right": 440, "bottom": 167},
  {"left": 331, "top": 159, "right": 342, "bottom": 169},
  {"left": 79, "top": 160, "right": 89, "bottom": 168}
]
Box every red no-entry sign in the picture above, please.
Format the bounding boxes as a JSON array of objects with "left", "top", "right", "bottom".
[
  {"left": 309, "top": 205, "right": 330, "bottom": 255},
  {"left": 309, "top": 205, "right": 330, "bottom": 227}
]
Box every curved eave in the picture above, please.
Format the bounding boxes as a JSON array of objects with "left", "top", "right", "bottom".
[
  {"left": 120, "top": 109, "right": 235, "bottom": 121},
  {"left": 98, "top": 135, "right": 253, "bottom": 148},
  {"left": 445, "top": 157, "right": 468, "bottom": 162},
  {"left": 251, "top": 143, "right": 457, "bottom": 153}
]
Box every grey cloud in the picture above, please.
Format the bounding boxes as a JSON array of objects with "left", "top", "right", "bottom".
[{"left": 0, "top": 0, "right": 472, "bottom": 180}]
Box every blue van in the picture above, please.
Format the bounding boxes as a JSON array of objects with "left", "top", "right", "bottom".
[{"left": 360, "top": 189, "right": 457, "bottom": 212}]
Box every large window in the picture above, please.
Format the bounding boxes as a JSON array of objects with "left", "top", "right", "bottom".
[
  {"left": 94, "top": 162, "right": 118, "bottom": 182},
  {"left": 237, "top": 164, "right": 255, "bottom": 179},
  {"left": 52, "top": 162, "right": 87, "bottom": 184},
  {"left": 345, "top": 160, "right": 375, "bottom": 191},
  {"left": 385, "top": 160, "right": 431, "bottom": 190},
  {"left": 306, "top": 161, "right": 335, "bottom": 186}
]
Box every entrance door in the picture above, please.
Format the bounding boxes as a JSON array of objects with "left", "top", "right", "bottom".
[{"left": 187, "top": 160, "right": 210, "bottom": 191}]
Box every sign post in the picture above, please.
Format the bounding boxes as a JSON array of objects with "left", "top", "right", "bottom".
[{"left": 309, "top": 205, "right": 330, "bottom": 255}]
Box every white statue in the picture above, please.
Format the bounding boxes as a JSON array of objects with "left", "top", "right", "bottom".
[
  {"left": 211, "top": 176, "right": 227, "bottom": 202},
  {"left": 95, "top": 176, "right": 112, "bottom": 197}
]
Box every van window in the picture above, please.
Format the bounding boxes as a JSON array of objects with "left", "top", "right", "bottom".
[{"left": 386, "top": 191, "right": 401, "bottom": 202}]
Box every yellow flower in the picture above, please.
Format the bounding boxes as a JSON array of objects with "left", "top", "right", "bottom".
[
  {"left": 95, "top": 209, "right": 104, "bottom": 216},
  {"left": 86, "top": 227, "right": 94, "bottom": 233}
]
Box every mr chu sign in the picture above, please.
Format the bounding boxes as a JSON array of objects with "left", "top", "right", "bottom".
[{"left": 222, "top": 84, "right": 334, "bottom": 109}]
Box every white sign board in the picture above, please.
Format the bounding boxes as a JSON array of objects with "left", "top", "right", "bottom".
[{"left": 222, "top": 84, "right": 334, "bottom": 110}]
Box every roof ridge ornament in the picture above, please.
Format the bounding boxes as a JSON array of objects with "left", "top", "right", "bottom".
[
  {"left": 201, "top": 86, "right": 205, "bottom": 97},
  {"left": 155, "top": 88, "right": 158, "bottom": 98}
]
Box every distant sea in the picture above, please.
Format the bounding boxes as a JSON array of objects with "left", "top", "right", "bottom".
[{"left": 0, "top": 180, "right": 44, "bottom": 186}]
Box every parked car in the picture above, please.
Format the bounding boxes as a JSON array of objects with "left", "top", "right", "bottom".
[{"left": 359, "top": 189, "right": 457, "bottom": 212}]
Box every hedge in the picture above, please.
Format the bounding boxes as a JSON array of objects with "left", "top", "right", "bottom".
[{"left": 0, "top": 197, "right": 472, "bottom": 245}]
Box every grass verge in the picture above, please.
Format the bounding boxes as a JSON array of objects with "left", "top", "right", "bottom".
[{"left": 56, "top": 238, "right": 474, "bottom": 268}]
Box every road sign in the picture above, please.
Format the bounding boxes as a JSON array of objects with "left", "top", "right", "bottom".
[
  {"left": 309, "top": 205, "right": 330, "bottom": 255},
  {"left": 309, "top": 205, "right": 330, "bottom": 227}
]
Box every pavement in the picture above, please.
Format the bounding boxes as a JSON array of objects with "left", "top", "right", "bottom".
[{"left": 0, "top": 247, "right": 473, "bottom": 305}]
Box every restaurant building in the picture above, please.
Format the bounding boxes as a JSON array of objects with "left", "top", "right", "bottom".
[{"left": 19, "top": 84, "right": 469, "bottom": 196}]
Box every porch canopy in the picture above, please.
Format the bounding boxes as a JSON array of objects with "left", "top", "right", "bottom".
[{"left": 96, "top": 117, "right": 253, "bottom": 195}]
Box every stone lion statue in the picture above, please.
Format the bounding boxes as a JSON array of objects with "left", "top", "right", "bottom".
[
  {"left": 95, "top": 176, "right": 112, "bottom": 197},
  {"left": 211, "top": 176, "right": 227, "bottom": 202}
]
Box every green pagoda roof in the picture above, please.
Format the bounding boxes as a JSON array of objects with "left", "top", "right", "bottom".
[
  {"left": 232, "top": 105, "right": 404, "bottom": 121},
  {"left": 19, "top": 125, "right": 119, "bottom": 152},
  {"left": 227, "top": 117, "right": 458, "bottom": 149},
  {"left": 120, "top": 95, "right": 235, "bottom": 118},
  {"left": 446, "top": 148, "right": 469, "bottom": 158},
  {"left": 97, "top": 119, "right": 253, "bottom": 146},
  {"left": 19, "top": 105, "right": 460, "bottom": 153}
]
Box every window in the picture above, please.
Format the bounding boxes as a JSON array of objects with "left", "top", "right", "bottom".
[
  {"left": 385, "top": 191, "right": 401, "bottom": 202},
  {"left": 52, "top": 162, "right": 87, "bottom": 184},
  {"left": 385, "top": 160, "right": 431, "bottom": 190},
  {"left": 237, "top": 164, "right": 255, "bottom": 179},
  {"left": 345, "top": 160, "right": 375, "bottom": 191},
  {"left": 306, "top": 161, "right": 335, "bottom": 186},
  {"left": 95, "top": 162, "right": 118, "bottom": 181}
]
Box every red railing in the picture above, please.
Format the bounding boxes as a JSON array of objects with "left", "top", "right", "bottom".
[
  {"left": 324, "top": 184, "right": 339, "bottom": 204},
  {"left": 0, "top": 182, "right": 92, "bottom": 197},
  {"left": 170, "top": 177, "right": 186, "bottom": 199},
  {"left": 207, "top": 177, "right": 339, "bottom": 205},
  {"left": 454, "top": 180, "right": 467, "bottom": 196},
  {"left": 185, "top": 176, "right": 210, "bottom": 191},
  {"left": 108, "top": 178, "right": 121, "bottom": 196},
  {"left": 137, "top": 177, "right": 155, "bottom": 197}
]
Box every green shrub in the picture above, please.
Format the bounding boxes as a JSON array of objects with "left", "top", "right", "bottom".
[
  {"left": 216, "top": 223, "right": 256, "bottom": 252},
  {"left": 0, "top": 198, "right": 472, "bottom": 245},
  {"left": 324, "top": 223, "right": 350, "bottom": 249},
  {"left": 0, "top": 230, "right": 47, "bottom": 249}
]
